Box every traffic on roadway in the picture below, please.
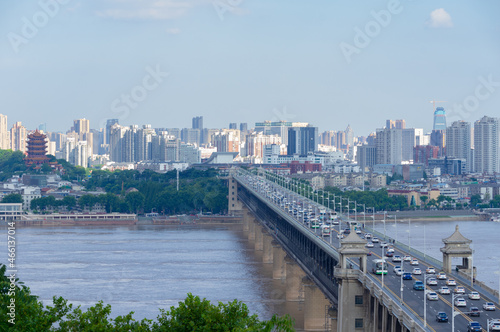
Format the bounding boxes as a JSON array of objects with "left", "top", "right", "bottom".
[{"left": 239, "top": 171, "right": 500, "bottom": 332}]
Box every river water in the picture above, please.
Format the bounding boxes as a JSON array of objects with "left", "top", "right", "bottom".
[{"left": 1, "top": 224, "right": 304, "bottom": 327}]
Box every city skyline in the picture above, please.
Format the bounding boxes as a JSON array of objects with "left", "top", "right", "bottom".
[{"left": 1, "top": 1, "right": 499, "bottom": 135}]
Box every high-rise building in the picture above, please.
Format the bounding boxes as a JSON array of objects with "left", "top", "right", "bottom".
[
  {"left": 0, "top": 114, "right": 9, "bottom": 150},
  {"left": 413, "top": 145, "right": 439, "bottom": 167},
  {"left": 74, "top": 118, "right": 90, "bottom": 136},
  {"left": 430, "top": 130, "right": 446, "bottom": 157},
  {"left": 345, "top": 125, "right": 354, "bottom": 147},
  {"left": 239, "top": 123, "right": 248, "bottom": 132},
  {"left": 433, "top": 107, "right": 447, "bottom": 130},
  {"left": 446, "top": 121, "right": 471, "bottom": 172},
  {"left": 375, "top": 128, "right": 402, "bottom": 165},
  {"left": 192, "top": 116, "right": 203, "bottom": 130},
  {"left": 245, "top": 132, "right": 282, "bottom": 159},
  {"left": 255, "top": 121, "right": 293, "bottom": 144},
  {"left": 10, "top": 122, "right": 27, "bottom": 153},
  {"left": 212, "top": 129, "right": 240, "bottom": 153},
  {"left": 229, "top": 123, "right": 237, "bottom": 130},
  {"left": 474, "top": 116, "right": 499, "bottom": 174},
  {"left": 287, "top": 126, "right": 318, "bottom": 156},
  {"left": 105, "top": 119, "right": 119, "bottom": 145},
  {"left": 320, "top": 131, "right": 335, "bottom": 146},
  {"left": 181, "top": 128, "right": 200, "bottom": 146},
  {"left": 386, "top": 119, "right": 406, "bottom": 129},
  {"left": 357, "top": 144, "right": 376, "bottom": 169}
]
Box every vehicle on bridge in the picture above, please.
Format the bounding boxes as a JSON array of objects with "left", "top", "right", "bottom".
[
  {"left": 426, "top": 267, "right": 436, "bottom": 274},
  {"left": 489, "top": 320, "right": 500, "bottom": 331},
  {"left": 413, "top": 281, "right": 424, "bottom": 290},
  {"left": 436, "top": 312, "right": 448, "bottom": 322},
  {"left": 439, "top": 286, "right": 450, "bottom": 295},
  {"left": 426, "top": 291, "right": 438, "bottom": 301},
  {"left": 447, "top": 279, "right": 457, "bottom": 286},
  {"left": 455, "top": 297, "right": 467, "bottom": 307},
  {"left": 468, "top": 291, "right": 480, "bottom": 300},
  {"left": 437, "top": 271, "right": 447, "bottom": 279},
  {"left": 467, "top": 321, "right": 482, "bottom": 331},
  {"left": 483, "top": 302, "right": 495, "bottom": 311},
  {"left": 467, "top": 306, "right": 480, "bottom": 317},
  {"left": 403, "top": 272, "right": 413, "bottom": 280},
  {"left": 372, "top": 259, "right": 388, "bottom": 275}
]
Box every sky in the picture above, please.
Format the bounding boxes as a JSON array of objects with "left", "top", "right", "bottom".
[{"left": 1, "top": 0, "right": 499, "bottom": 137}]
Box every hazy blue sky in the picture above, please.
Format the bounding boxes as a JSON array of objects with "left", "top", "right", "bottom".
[{"left": 1, "top": 1, "right": 499, "bottom": 136}]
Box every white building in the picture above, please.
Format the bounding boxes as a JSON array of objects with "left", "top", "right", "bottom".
[{"left": 474, "top": 116, "right": 499, "bottom": 174}]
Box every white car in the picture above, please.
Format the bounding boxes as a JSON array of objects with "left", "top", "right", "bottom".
[
  {"left": 410, "top": 259, "right": 419, "bottom": 266},
  {"left": 337, "top": 233, "right": 344, "bottom": 239},
  {"left": 395, "top": 269, "right": 403, "bottom": 276},
  {"left": 446, "top": 279, "right": 457, "bottom": 286},
  {"left": 366, "top": 242, "right": 374, "bottom": 248},
  {"left": 468, "top": 292, "right": 480, "bottom": 300},
  {"left": 426, "top": 267, "right": 436, "bottom": 274},
  {"left": 490, "top": 321, "right": 500, "bottom": 331},
  {"left": 412, "top": 268, "right": 422, "bottom": 275},
  {"left": 355, "top": 229, "right": 362, "bottom": 234},
  {"left": 437, "top": 272, "right": 447, "bottom": 280},
  {"left": 426, "top": 278, "right": 438, "bottom": 286},
  {"left": 483, "top": 302, "right": 496, "bottom": 311},
  {"left": 387, "top": 247, "right": 395, "bottom": 253},
  {"left": 365, "top": 233, "right": 372, "bottom": 239},
  {"left": 454, "top": 286, "right": 465, "bottom": 294},
  {"left": 393, "top": 265, "right": 402, "bottom": 273},
  {"left": 439, "top": 286, "right": 450, "bottom": 295},
  {"left": 454, "top": 298, "right": 467, "bottom": 307},
  {"left": 392, "top": 255, "right": 402, "bottom": 262},
  {"left": 426, "top": 292, "right": 438, "bottom": 301},
  {"left": 403, "top": 255, "right": 412, "bottom": 262},
  {"left": 380, "top": 242, "right": 388, "bottom": 248},
  {"left": 372, "top": 237, "right": 379, "bottom": 243}
]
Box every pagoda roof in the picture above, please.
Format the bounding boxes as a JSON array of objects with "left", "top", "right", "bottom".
[{"left": 442, "top": 225, "right": 472, "bottom": 244}]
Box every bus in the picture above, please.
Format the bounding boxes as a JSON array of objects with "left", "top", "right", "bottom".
[{"left": 372, "top": 259, "right": 388, "bottom": 275}]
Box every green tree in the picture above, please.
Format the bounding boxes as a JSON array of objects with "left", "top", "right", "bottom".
[
  {"left": 420, "top": 195, "right": 428, "bottom": 209},
  {"left": 470, "top": 194, "right": 482, "bottom": 208},
  {"left": 125, "top": 191, "right": 145, "bottom": 214},
  {"left": 1, "top": 193, "right": 23, "bottom": 204},
  {"left": 61, "top": 196, "right": 77, "bottom": 211},
  {"left": 152, "top": 293, "right": 294, "bottom": 332}
]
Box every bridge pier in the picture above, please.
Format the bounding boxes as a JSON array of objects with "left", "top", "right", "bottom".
[
  {"left": 254, "top": 226, "right": 263, "bottom": 251},
  {"left": 285, "top": 255, "right": 305, "bottom": 301},
  {"left": 262, "top": 234, "right": 273, "bottom": 263},
  {"left": 248, "top": 219, "right": 256, "bottom": 241},
  {"left": 242, "top": 211, "right": 251, "bottom": 232},
  {"left": 303, "top": 276, "right": 333, "bottom": 331},
  {"left": 272, "top": 241, "right": 286, "bottom": 279}
]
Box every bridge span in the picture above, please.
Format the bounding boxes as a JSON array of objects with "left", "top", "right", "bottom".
[{"left": 223, "top": 168, "right": 499, "bottom": 332}]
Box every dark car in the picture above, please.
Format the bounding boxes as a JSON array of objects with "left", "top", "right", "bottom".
[
  {"left": 385, "top": 252, "right": 394, "bottom": 257},
  {"left": 468, "top": 306, "right": 480, "bottom": 317},
  {"left": 344, "top": 228, "right": 351, "bottom": 235},
  {"left": 403, "top": 272, "right": 413, "bottom": 280},
  {"left": 436, "top": 312, "right": 448, "bottom": 322},
  {"left": 467, "top": 321, "right": 482, "bottom": 332}
]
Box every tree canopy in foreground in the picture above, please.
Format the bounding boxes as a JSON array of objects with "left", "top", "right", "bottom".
[{"left": 0, "top": 264, "right": 294, "bottom": 331}]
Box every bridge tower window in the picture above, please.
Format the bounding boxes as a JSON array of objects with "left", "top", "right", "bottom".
[
  {"left": 355, "top": 318, "right": 363, "bottom": 328},
  {"left": 355, "top": 295, "right": 363, "bottom": 305}
]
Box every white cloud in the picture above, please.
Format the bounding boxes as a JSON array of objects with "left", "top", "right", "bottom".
[
  {"left": 427, "top": 8, "right": 453, "bottom": 28},
  {"left": 96, "top": 0, "right": 208, "bottom": 20},
  {"left": 166, "top": 28, "right": 181, "bottom": 34}
]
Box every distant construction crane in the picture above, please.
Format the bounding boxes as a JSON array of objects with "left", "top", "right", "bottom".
[{"left": 430, "top": 100, "right": 447, "bottom": 110}]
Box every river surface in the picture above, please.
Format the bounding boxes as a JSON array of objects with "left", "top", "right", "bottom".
[{"left": 0, "top": 224, "right": 303, "bottom": 326}]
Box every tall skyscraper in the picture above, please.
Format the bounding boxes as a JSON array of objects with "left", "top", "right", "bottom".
[
  {"left": 287, "top": 126, "right": 318, "bottom": 156},
  {"left": 105, "top": 119, "right": 119, "bottom": 145},
  {"left": 239, "top": 123, "right": 248, "bottom": 132},
  {"left": 74, "top": 118, "right": 90, "bottom": 136},
  {"left": 192, "top": 116, "right": 203, "bottom": 130},
  {"left": 446, "top": 121, "right": 471, "bottom": 172},
  {"left": 229, "top": 123, "right": 237, "bottom": 130},
  {"left": 0, "top": 114, "right": 9, "bottom": 150},
  {"left": 474, "top": 116, "right": 499, "bottom": 174},
  {"left": 10, "top": 121, "right": 27, "bottom": 153},
  {"left": 375, "top": 127, "right": 402, "bottom": 165},
  {"left": 386, "top": 119, "right": 406, "bottom": 129},
  {"left": 345, "top": 125, "right": 354, "bottom": 147},
  {"left": 433, "top": 107, "right": 447, "bottom": 130}
]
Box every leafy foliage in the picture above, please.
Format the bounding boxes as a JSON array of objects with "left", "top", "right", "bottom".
[{"left": 1, "top": 193, "right": 23, "bottom": 204}]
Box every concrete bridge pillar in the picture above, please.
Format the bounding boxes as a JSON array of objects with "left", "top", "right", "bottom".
[
  {"left": 285, "top": 255, "right": 305, "bottom": 301},
  {"left": 242, "top": 211, "right": 251, "bottom": 233},
  {"left": 262, "top": 234, "right": 273, "bottom": 263},
  {"left": 272, "top": 241, "right": 286, "bottom": 279},
  {"left": 254, "top": 226, "right": 263, "bottom": 251},
  {"left": 303, "top": 276, "right": 332, "bottom": 331},
  {"left": 248, "top": 219, "right": 256, "bottom": 242}
]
